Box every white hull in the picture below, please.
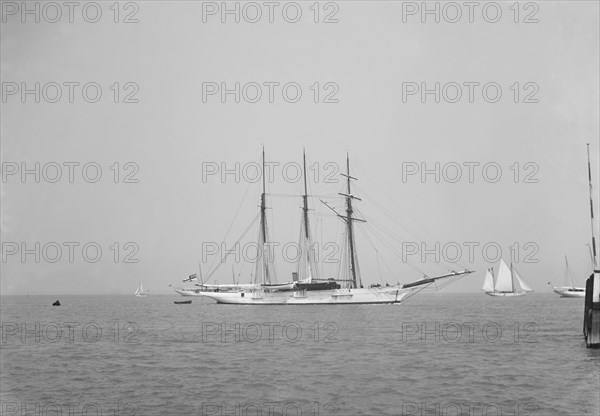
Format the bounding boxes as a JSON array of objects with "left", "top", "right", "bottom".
[
  {"left": 135, "top": 294, "right": 148, "bottom": 297},
  {"left": 552, "top": 287, "right": 586, "bottom": 298},
  {"left": 196, "top": 287, "right": 410, "bottom": 305},
  {"left": 485, "top": 291, "right": 527, "bottom": 297}
]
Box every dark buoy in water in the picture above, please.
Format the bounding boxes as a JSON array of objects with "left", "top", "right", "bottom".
[{"left": 52, "top": 300, "right": 61, "bottom": 306}]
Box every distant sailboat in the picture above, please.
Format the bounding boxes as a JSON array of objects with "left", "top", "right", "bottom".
[
  {"left": 134, "top": 282, "right": 149, "bottom": 297},
  {"left": 548, "top": 256, "right": 585, "bottom": 298},
  {"left": 483, "top": 258, "right": 533, "bottom": 297}
]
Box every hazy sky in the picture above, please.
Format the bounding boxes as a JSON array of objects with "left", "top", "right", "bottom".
[{"left": 1, "top": 1, "right": 599, "bottom": 295}]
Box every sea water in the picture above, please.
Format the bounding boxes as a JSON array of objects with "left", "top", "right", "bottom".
[{"left": 1, "top": 293, "right": 599, "bottom": 415}]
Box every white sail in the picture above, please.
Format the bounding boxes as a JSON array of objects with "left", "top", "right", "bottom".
[
  {"left": 561, "top": 256, "right": 580, "bottom": 289},
  {"left": 513, "top": 268, "right": 533, "bottom": 292},
  {"left": 482, "top": 268, "right": 494, "bottom": 292},
  {"left": 135, "top": 282, "right": 148, "bottom": 296},
  {"left": 512, "top": 270, "right": 523, "bottom": 292},
  {"left": 495, "top": 259, "right": 513, "bottom": 292},
  {"left": 565, "top": 257, "right": 574, "bottom": 288}
]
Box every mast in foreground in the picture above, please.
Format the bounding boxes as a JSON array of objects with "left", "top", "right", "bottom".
[
  {"left": 587, "top": 143, "right": 598, "bottom": 269},
  {"left": 584, "top": 143, "right": 600, "bottom": 348}
]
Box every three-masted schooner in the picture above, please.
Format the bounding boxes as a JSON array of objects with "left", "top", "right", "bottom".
[
  {"left": 482, "top": 258, "right": 533, "bottom": 297},
  {"left": 177, "top": 149, "right": 472, "bottom": 304}
]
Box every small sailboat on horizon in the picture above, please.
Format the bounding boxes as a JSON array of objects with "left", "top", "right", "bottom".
[
  {"left": 548, "top": 256, "right": 585, "bottom": 298},
  {"left": 134, "top": 282, "right": 149, "bottom": 297},
  {"left": 482, "top": 258, "right": 533, "bottom": 297}
]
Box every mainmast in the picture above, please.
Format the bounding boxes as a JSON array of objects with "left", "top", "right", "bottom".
[
  {"left": 260, "top": 147, "right": 271, "bottom": 284},
  {"left": 587, "top": 143, "right": 598, "bottom": 269}
]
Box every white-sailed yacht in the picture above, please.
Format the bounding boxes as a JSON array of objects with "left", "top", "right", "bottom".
[{"left": 482, "top": 258, "right": 533, "bottom": 297}]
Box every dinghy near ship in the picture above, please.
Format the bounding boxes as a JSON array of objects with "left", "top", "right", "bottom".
[
  {"left": 482, "top": 258, "right": 533, "bottom": 297},
  {"left": 175, "top": 149, "right": 473, "bottom": 305}
]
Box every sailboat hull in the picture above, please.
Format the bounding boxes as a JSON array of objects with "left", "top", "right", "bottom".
[
  {"left": 196, "top": 288, "right": 410, "bottom": 305},
  {"left": 485, "top": 291, "right": 527, "bottom": 297},
  {"left": 552, "top": 287, "right": 586, "bottom": 298}
]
